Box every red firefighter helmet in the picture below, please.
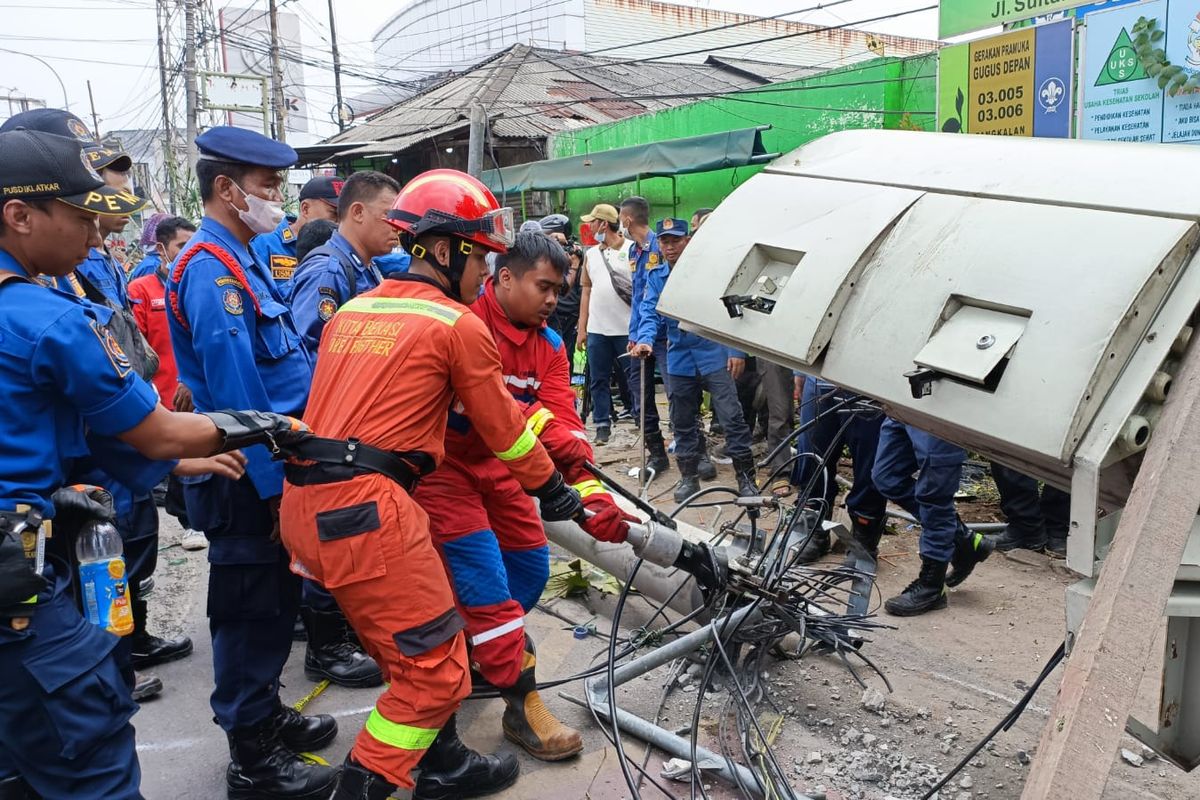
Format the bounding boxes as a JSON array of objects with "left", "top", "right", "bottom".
[{"left": 386, "top": 169, "right": 514, "bottom": 254}]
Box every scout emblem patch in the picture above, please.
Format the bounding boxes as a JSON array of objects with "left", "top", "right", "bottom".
[{"left": 223, "top": 288, "right": 244, "bottom": 315}]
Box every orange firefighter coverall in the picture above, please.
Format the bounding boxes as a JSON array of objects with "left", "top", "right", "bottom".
[{"left": 279, "top": 276, "right": 556, "bottom": 788}]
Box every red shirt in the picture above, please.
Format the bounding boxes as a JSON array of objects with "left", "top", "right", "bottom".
[
  {"left": 447, "top": 280, "right": 588, "bottom": 468},
  {"left": 299, "top": 276, "right": 555, "bottom": 490},
  {"left": 128, "top": 272, "right": 179, "bottom": 410}
]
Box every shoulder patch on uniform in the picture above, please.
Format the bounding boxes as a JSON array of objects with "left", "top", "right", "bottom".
[
  {"left": 317, "top": 286, "right": 337, "bottom": 298},
  {"left": 647, "top": 252, "right": 663, "bottom": 270},
  {"left": 271, "top": 254, "right": 297, "bottom": 282},
  {"left": 89, "top": 320, "right": 131, "bottom": 378},
  {"left": 317, "top": 297, "right": 337, "bottom": 321},
  {"left": 215, "top": 275, "right": 241, "bottom": 288},
  {"left": 539, "top": 325, "right": 564, "bottom": 351},
  {"left": 281, "top": 227, "right": 295, "bottom": 243},
  {"left": 223, "top": 288, "right": 244, "bottom": 315}
]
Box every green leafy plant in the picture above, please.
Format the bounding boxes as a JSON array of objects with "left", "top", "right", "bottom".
[{"left": 1131, "top": 16, "right": 1200, "bottom": 96}]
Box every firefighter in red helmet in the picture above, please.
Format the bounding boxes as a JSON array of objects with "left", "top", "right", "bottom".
[{"left": 280, "top": 169, "right": 585, "bottom": 800}]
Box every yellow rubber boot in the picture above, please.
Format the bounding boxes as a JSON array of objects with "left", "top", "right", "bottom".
[{"left": 499, "top": 641, "right": 583, "bottom": 761}]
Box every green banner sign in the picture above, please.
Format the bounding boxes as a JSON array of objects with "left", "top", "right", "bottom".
[{"left": 940, "top": 0, "right": 1091, "bottom": 38}]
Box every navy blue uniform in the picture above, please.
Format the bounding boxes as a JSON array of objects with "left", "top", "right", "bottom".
[
  {"left": 288, "top": 230, "right": 382, "bottom": 354},
  {"left": 287, "top": 230, "right": 381, "bottom": 614},
  {"left": 0, "top": 251, "right": 164, "bottom": 799},
  {"left": 636, "top": 233, "right": 752, "bottom": 466},
  {"left": 627, "top": 231, "right": 669, "bottom": 433},
  {"left": 73, "top": 246, "right": 130, "bottom": 307},
  {"left": 250, "top": 215, "right": 299, "bottom": 292},
  {"left": 167, "top": 216, "right": 314, "bottom": 731},
  {"left": 871, "top": 420, "right": 966, "bottom": 562},
  {"left": 55, "top": 248, "right": 173, "bottom": 685},
  {"left": 128, "top": 251, "right": 160, "bottom": 281},
  {"left": 791, "top": 377, "right": 886, "bottom": 521}
]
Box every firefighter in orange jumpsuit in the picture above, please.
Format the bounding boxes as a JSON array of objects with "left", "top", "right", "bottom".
[
  {"left": 278, "top": 169, "right": 586, "bottom": 800},
  {"left": 415, "top": 230, "right": 637, "bottom": 761}
]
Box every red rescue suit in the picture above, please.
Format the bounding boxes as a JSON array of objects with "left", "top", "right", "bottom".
[
  {"left": 279, "top": 275, "right": 556, "bottom": 789},
  {"left": 415, "top": 279, "right": 627, "bottom": 688}
]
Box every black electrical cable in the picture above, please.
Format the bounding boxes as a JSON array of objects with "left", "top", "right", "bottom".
[{"left": 921, "top": 641, "right": 1067, "bottom": 800}]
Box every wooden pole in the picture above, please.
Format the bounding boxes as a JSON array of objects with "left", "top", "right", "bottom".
[{"left": 1022, "top": 335, "right": 1200, "bottom": 798}]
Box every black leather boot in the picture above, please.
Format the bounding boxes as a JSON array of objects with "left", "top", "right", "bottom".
[
  {"left": 673, "top": 458, "right": 701, "bottom": 504},
  {"left": 329, "top": 756, "right": 396, "bottom": 800},
  {"left": 884, "top": 558, "right": 949, "bottom": 617},
  {"left": 271, "top": 702, "right": 338, "bottom": 752},
  {"left": 226, "top": 715, "right": 338, "bottom": 800},
  {"left": 130, "top": 598, "right": 193, "bottom": 669},
  {"left": 303, "top": 608, "right": 383, "bottom": 688},
  {"left": 841, "top": 513, "right": 887, "bottom": 568},
  {"left": 946, "top": 521, "right": 995, "bottom": 588},
  {"left": 732, "top": 454, "right": 758, "bottom": 498},
  {"left": 645, "top": 431, "right": 670, "bottom": 475},
  {"left": 794, "top": 527, "right": 831, "bottom": 565},
  {"left": 413, "top": 714, "right": 520, "bottom": 800},
  {"left": 990, "top": 524, "right": 1047, "bottom": 553}
]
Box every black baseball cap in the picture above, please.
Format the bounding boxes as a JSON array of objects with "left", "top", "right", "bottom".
[
  {"left": 0, "top": 108, "right": 133, "bottom": 172},
  {"left": 299, "top": 175, "right": 343, "bottom": 205},
  {"left": 0, "top": 130, "right": 145, "bottom": 216}
]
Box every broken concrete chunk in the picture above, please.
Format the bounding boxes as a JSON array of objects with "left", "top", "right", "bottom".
[{"left": 861, "top": 687, "right": 887, "bottom": 713}]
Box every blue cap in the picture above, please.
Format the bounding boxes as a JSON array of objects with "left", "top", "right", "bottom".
[
  {"left": 195, "top": 126, "right": 297, "bottom": 169},
  {"left": 656, "top": 217, "right": 690, "bottom": 238}
]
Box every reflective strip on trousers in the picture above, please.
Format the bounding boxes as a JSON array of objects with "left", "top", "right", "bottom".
[
  {"left": 341, "top": 296, "right": 463, "bottom": 325},
  {"left": 527, "top": 407, "right": 555, "bottom": 437},
  {"left": 571, "top": 479, "right": 607, "bottom": 499},
  {"left": 469, "top": 617, "right": 524, "bottom": 647},
  {"left": 363, "top": 709, "right": 440, "bottom": 751},
  {"left": 495, "top": 429, "right": 537, "bottom": 462}
]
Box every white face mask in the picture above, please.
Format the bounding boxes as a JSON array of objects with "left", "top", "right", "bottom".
[{"left": 230, "top": 181, "right": 285, "bottom": 235}]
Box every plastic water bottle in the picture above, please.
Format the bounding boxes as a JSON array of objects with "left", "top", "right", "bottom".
[{"left": 76, "top": 520, "right": 134, "bottom": 637}]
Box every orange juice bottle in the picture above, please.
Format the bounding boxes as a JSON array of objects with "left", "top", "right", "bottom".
[{"left": 76, "top": 520, "right": 135, "bottom": 637}]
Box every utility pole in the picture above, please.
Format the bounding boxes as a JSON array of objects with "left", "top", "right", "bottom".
[
  {"left": 467, "top": 103, "right": 485, "bottom": 178},
  {"left": 268, "top": 0, "right": 286, "bottom": 142},
  {"left": 327, "top": 0, "right": 345, "bottom": 132},
  {"left": 86, "top": 80, "right": 101, "bottom": 139},
  {"left": 155, "top": 0, "right": 178, "bottom": 211},
  {"left": 184, "top": 0, "right": 199, "bottom": 171}
]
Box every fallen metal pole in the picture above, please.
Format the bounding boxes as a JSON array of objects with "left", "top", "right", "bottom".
[
  {"left": 542, "top": 498, "right": 709, "bottom": 618},
  {"left": 562, "top": 604, "right": 804, "bottom": 799}
]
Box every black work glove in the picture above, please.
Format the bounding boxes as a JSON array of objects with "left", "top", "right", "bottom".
[
  {"left": 201, "top": 410, "right": 311, "bottom": 455},
  {"left": 51, "top": 485, "right": 115, "bottom": 521},
  {"left": 673, "top": 539, "right": 728, "bottom": 601},
  {"left": 0, "top": 519, "right": 47, "bottom": 611},
  {"left": 530, "top": 471, "right": 585, "bottom": 523}
]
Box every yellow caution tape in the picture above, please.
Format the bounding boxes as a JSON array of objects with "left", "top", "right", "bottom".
[{"left": 292, "top": 679, "right": 330, "bottom": 713}]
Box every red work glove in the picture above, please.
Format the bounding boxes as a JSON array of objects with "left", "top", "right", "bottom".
[{"left": 581, "top": 493, "right": 638, "bottom": 544}]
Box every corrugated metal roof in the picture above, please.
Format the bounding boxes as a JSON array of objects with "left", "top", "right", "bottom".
[{"left": 321, "top": 43, "right": 766, "bottom": 152}]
